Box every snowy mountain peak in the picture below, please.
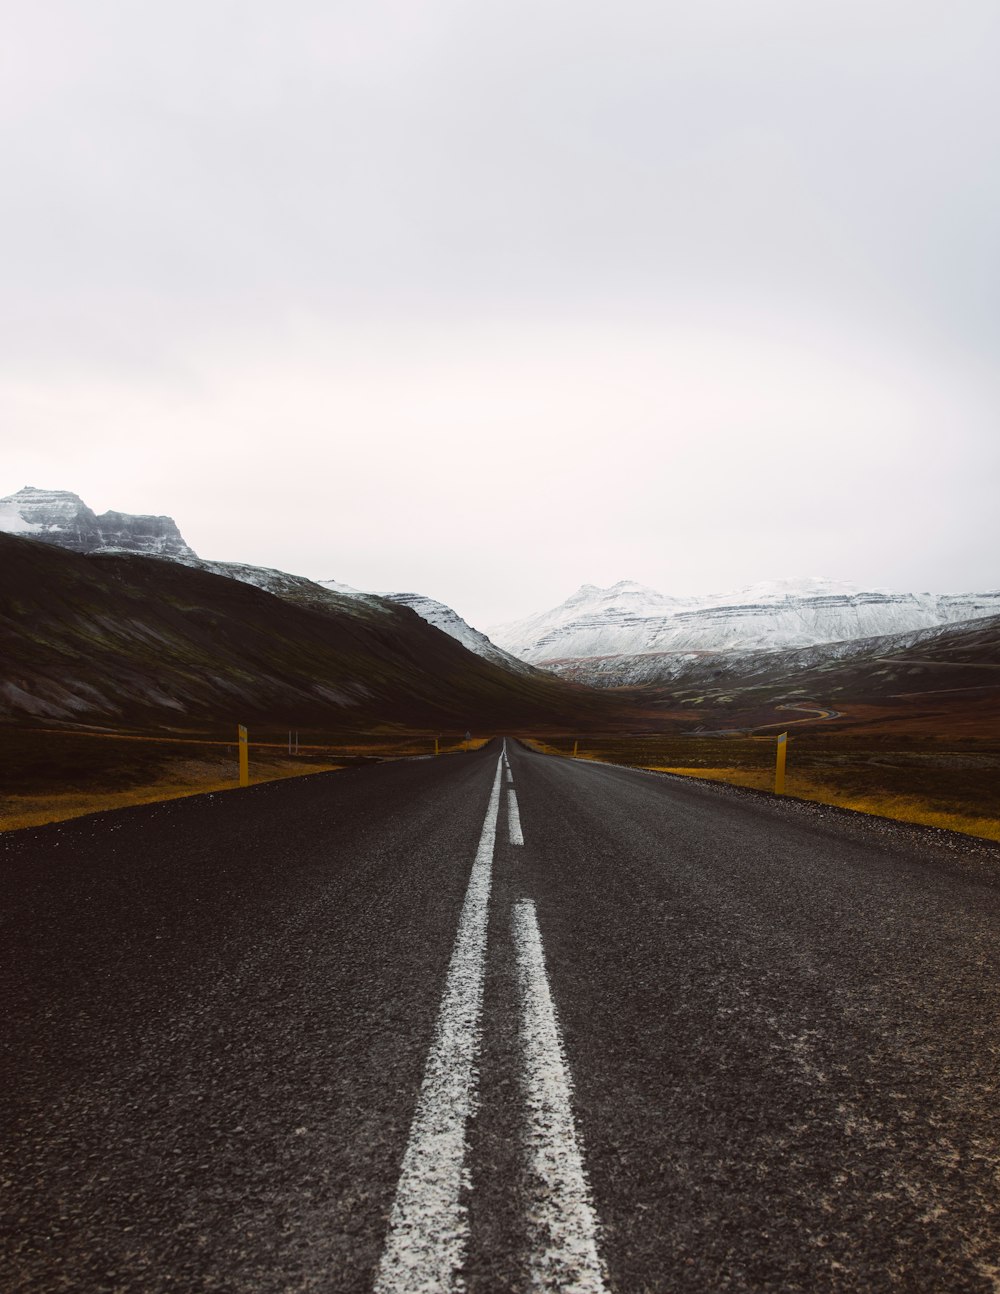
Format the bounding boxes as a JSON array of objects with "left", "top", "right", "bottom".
[
  {"left": 565, "top": 580, "right": 677, "bottom": 610},
  {"left": 378, "top": 592, "right": 536, "bottom": 675},
  {"left": 724, "top": 576, "right": 866, "bottom": 602},
  {"left": 0, "top": 486, "right": 196, "bottom": 558},
  {"left": 488, "top": 577, "right": 1000, "bottom": 667}
]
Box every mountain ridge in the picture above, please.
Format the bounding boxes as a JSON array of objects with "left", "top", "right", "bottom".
[
  {"left": 0, "top": 532, "right": 623, "bottom": 731},
  {"left": 0, "top": 486, "right": 196, "bottom": 559},
  {"left": 0, "top": 486, "right": 524, "bottom": 672},
  {"left": 489, "top": 578, "right": 1000, "bottom": 676}
]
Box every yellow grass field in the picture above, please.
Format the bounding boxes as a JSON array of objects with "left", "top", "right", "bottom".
[
  {"left": 521, "top": 736, "right": 1000, "bottom": 844},
  {"left": 0, "top": 728, "right": 492, "bottom": 833},
  {"left": 1, "top": 753, "right": 344, "bottom": 832},
  {"left": 645, "top": 766, "right": 1000, "bottom": 843}
]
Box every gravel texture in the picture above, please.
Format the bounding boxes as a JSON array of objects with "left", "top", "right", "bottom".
[{"left": 3, "top": 742, "right": 998, "bottom": 1292}]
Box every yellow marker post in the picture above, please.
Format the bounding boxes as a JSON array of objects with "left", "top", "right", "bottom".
[
  {"left": 572, "top": 740, "right": 579, "bottom": 758},
  {"left": 434, "top": 736, "right": 440, "bottom": 756},
  {"left": 774, "top": 731, "right": 787, "bottom": 795},
  {"left": 238, "top": 724, "right": 249, "bottom": 787}
]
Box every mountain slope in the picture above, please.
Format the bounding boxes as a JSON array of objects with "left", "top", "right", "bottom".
[
  {"left": 0, "top": 533, "right": 620, "bottom": 732},
  {"left": 0, "top": 486, "right": 195, "bottom": 558},
  {"left": 376, "top": 591, "right": 535, "bottom": 675},
  {"left": 655, "top": 610, "right": 1000, "bottom": 741},
  {"left": 184, "top": 564, "right": 533, "bottom": 674},
  {"left": 0, "top": 486, "right": 526, "bottom": 678},
  {"left": 489, "top": 577, "right": 1000, "bottom": 669}
]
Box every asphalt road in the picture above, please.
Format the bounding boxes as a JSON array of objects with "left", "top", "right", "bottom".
[{"left": 2, "top": 740, "right": 999, "bottom": 1292}]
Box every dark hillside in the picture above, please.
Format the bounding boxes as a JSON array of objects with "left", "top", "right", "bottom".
[
  {"left": 0, "top": 533, "right": 630, "bottom": 732},
  {"left": 651, "top": 612, "right": 1000, "bottom": 740}
]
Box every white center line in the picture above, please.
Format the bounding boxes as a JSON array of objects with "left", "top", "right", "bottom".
[
  {"left": 512, "top": 900, "right": 609, "bottom": 1294},
  {"left": 374, "top": 756, "right": 504, "bottom": 1294},
  {"left": 506, "top": 767, "right": 513, "bottom": 784},
  {"left": 508, "top": 788, "right": 524, "bottom": 846}
]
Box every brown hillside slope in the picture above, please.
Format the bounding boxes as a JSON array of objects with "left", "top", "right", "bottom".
[{"left": 0, "top": 533, "right": 633, "bottom": 733}]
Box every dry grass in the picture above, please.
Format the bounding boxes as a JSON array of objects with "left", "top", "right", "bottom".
[
  {"left": 0, "top": 725, "right": 494, "bottom": 833},
  {"left": 520, "top": 734, "right": 1000, "bottom": 844},
  {"left": 646, "top": 766, "right": 1000, "bottom": 842},
  {"left": 1, "top": 754, "right": 343, "bottom": 832}
]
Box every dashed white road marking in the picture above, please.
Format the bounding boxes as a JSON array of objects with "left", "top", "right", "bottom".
[
  {"left": 508, "top": 788, "right": 524, "bottom": 846},
  {"left": 506, "top": 767, "right": 514, "bottom": 784},
  {"left": 374, "top": 756, "right": 504, "bottom": 1294},
  {"left": 512, "top": 900, "right": 609, "bottom": 1293}
]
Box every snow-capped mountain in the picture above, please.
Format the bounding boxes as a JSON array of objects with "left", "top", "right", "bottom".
[
  {"left": 488, "top": 577, "right": 1000, "bottom": 667},
  {"left": 0, "top": 486, "right": 196, "bottom": 558},
  {"left": 0, "top": 484, "right": 526, "bottom": 677},
  {"left": 376, "top": 592, "right": 535, "bottom": 675}
]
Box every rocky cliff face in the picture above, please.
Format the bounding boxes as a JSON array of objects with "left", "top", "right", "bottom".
[
  {"left": 489, "top": 577, "right": 1000, "bottom": 671},
  {"left": 0, "top": 487, "right": 196, "bottom": 558}
]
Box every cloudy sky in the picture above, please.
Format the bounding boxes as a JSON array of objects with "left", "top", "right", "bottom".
[{"left": 3, "top": 1, "right": 999, "bottom": 627}]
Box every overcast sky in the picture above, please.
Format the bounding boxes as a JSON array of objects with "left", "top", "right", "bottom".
[{"left": 3, "top": 1, "right": 999, "bottom": 627}]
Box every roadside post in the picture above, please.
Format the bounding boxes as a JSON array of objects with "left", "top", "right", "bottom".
[
  {"left": 464, "top": 730, "right": 472, "bottom": 751},
  {"left": 572, "top": 739, "right": 579, "bottom": 758},
  {"left": 238, "top": 724, "right": 249, "bottom": 787},
  {"left": 434, "top": 736, "right": 440, "bottom": 756},
  {"left": 775, "top": 732, "right": 787, "bottom": 795}
]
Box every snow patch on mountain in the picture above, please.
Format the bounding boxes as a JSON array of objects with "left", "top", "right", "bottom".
[
  {"left": 0, "top": 500, "right": 44, "bottom": 534},
  {"left": 178, "top": 560, "right": 392, "bottom": 616},
  {"left": 318, "top": 581, "right": 533, "bottom": 673},
  {"left": 378, "top": 592, "right": 535, "bottom": 674}
]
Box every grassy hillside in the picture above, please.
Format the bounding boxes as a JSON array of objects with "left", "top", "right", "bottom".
[{"left": 0, "top": 532, "right": 632, "bottom": 733}]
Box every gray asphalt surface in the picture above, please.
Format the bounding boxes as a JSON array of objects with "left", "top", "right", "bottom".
[{"left": 2, "top": 740, "right": 998, "bottom": 1292}]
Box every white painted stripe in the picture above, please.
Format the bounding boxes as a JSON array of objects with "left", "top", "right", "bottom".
[
  {"left": 374, "top": 757, "right": 504, "bottom": 1294},
  {"left": 508, "top": 788, "right": 524, "bottom": 846},
  {"left": 513, "top": 900, "right": 609, "bottom": 1293},
  {"left": 506, "top": 766, "right": 513, "bottom": 784}
]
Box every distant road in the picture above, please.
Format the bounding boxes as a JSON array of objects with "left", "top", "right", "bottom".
[
  {"left": 764, "top": 701, "right": 842, "bottom": 728},
  {"left": 693, "top": 701, "right": 842, "bottom": 737},
  {"left": 875, "top": 657, "right": 1000, "bottom": 669},
  {"left": 3, "top": 742, "right": 999, "bottom": 1292}
]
